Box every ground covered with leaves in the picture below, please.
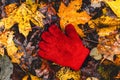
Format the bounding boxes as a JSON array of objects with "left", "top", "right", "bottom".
[{"left": 0, "top": 0, "right": 120, "bottom": 80}]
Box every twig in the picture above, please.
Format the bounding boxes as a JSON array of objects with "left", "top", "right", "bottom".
[{"left": 83, "top": 38, "right": 98, "bottom": 43}]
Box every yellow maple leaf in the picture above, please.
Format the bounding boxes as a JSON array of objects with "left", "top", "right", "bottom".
[
  {"left": 6, "top": 31, "right": 23, "bottom": 63},
  {"left": 88, "top": 16, "right": 120, "bottom": 36},
  {"left": 0, "top": 45, "right": 4, "bottom": 56},
  {"left": 0, "top": 31, "right": 23, "bottom": 63},
  {"left": 5, "top": 3, "right": 17, "bottom": 16},
  {"left": 0, "top": 31, "right": 10, "bottom": 56},
  {"left": 0, "top": 3, "right": 45, "bottom": 37},
  {"left": 56, "top": 67, "right": 80, "bottom": 80},
  {"left": 105, "top": 0, "right": 120, "bottom": 18},
  {"left": 22, "top": 74, "right": 41, "bottom": 80},
  {"left": 58, "top": 0, "right": 91, "bottom": 37}
]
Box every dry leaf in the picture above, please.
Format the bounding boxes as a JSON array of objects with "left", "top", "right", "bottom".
[
  {"left": 0, "top": 55, "right": 13, "bottom": 80},
  {"left": 56, "top": 67, "right": 80, "bottom": 80},
  {"left": 89, "top": 16, "right": 120, "bottom": 36},
  {"left": 6, "top": 31, "right": 24, "bottom": 63},
  {"left": 105, "top": 0, "right": 120, "bottom": 17},
  {"left": 0, "top": 3, "right": 45, "bottom": 37},
  {"left": 0, "top": 31, "right": 12, "bottom": 56},
  {"left": 58, "top": 0, "right": 91, "bottom": 37},
  {"left": 4, "top": 3, "right": 17, "bottom": 16},
  {"left": 114, "top": 54, "right": 120, "bottom": 66},
  {"left": 86, "top": 77, "right": 99, "bottom": 80},
  {"left": 90, "top": 47, "right": 102, "bottom": 60},
  {"left": 0, "top": 31, "right": 23, "bottom": 63},
  {"left": 0, "top": 46, "right": 4, "bottom": 56},
  {"left": 22, "top": 74, "right": 41, "bottom": 80},
  {"left": 97, "top": 32, "right": 120, "bottom": 62}
]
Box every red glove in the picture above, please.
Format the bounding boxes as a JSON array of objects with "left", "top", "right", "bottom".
[{"left": 38, "top": 24, "right": 89, "bottom": 70}]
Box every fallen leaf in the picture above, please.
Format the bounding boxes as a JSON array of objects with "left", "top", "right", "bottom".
[
  {"left": 0, "top": 46, "right": 4, "bottom": 56},
  {"left": 105, "top": 0, "right": 120, "bottom": 17},
  {"left": 90, "top": 47, "right": 102, "bottom": 60},
  {"left": 0, "top": 3, "right": 45, "bottom": 37},
  {"left": 58, "top": 0, "right": 91, "bottom": 37},
  {"left": 56, "top": 67, "right": 80, "bottom": 80},
  {"left": 4, "top": 3, "right": 17, "bottom": 16},
  {"left": 0, "top": 55, "right": 13, "bottom": 80},
  {"left": 86, "top": 77, "right": 99, "bottom": 80},
  {"left": 89, "top": 16, "right": 120, "bottom": 36},
  {"left": 114, "top": 54, "right": 120, "bottom": 66},
  {"left": 22, "top": 74, "right": 41, "bottom": 80},
  {"left": 97, "top": 32, "right": 120, "bottom": 62},
  {"left": 0, "top": 31, "right": 23, "bottom": 63}
]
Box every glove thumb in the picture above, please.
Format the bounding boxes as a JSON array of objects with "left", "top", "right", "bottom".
[{"left": 65, "top": 24, "right": 80, "bottom": 39}]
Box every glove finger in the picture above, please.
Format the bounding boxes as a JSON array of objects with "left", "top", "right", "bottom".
[
  {"left": 41, "top": 31, "right": 54, "bottom": 43},
  {"left": 49, "top": 24, "right": 64, "bottom": 38},
  {"left": 39, "top": 41, "right": 54, "bottom": 52},
  {"left": 65, "top": 24, "right": 80, "bottom": 39}
]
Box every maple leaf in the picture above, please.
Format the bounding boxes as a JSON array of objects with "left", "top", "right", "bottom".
[
  {"left": 58, "top": 0, "right": 91, "bottom": 37},
  {"left": 56, "top": 67, "right": 80, "bottom": 80},
  {"left": 22, "top": 74, "right": 41, "bottom": 80},
  {"left": 0, "top": 3, "right": 45, "bottom": 37},
  {"left": 0, "top": 45, "right": 4, "bottom": 56},
  {"left": 0, "top": 31, "right": 11, "bottom": 56},
  {"left": 0, "top": 31, "right": 23, "bottom": 63},
  {"left": 88, "top": 16, "right": 120, "bottom": 36},
  {"left": 4, "top": 3, "right": 17, "bottom": 16},
  {"left": 105, "top": 0, "right": 120, "bottom": 18}
]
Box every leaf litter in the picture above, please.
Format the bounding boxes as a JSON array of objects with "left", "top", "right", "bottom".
[{"left": 0, "top": 0, "right": 120, "bottom": 80}]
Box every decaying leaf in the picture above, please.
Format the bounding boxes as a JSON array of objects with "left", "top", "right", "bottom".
[
  {"left": 114, "top": 54, "right": 120, "bottom": 66},
  {"left": 114, "top": 71, "right": 120, "bottom": 79},
  {"left": 90, "top": 47, "right": 102, "bottom": 60},
  {"left": 0, "top": 55, "right": 13, "bottom": 80},
  {"left": 58, "top": 0, "right": 91, "bottom": 37},
  {"left": 97, "top": 32, "right": 120, "bottom": 62},
  {"left": 81, "top": 60, "right": 101, "bottom": 80},
  {"left": 0, "top": 2, "right": 45, "bottom": 37},
  {"left": 56, "top": 67, "right": 80, "bottom": 80},
  {"left": 0, "top": 0, "right": 120, "bottom": 79}
]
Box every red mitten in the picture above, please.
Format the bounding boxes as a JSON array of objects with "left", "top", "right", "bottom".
[{"left": 38, "top": 24, "right": 89, "bottom": 70}]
